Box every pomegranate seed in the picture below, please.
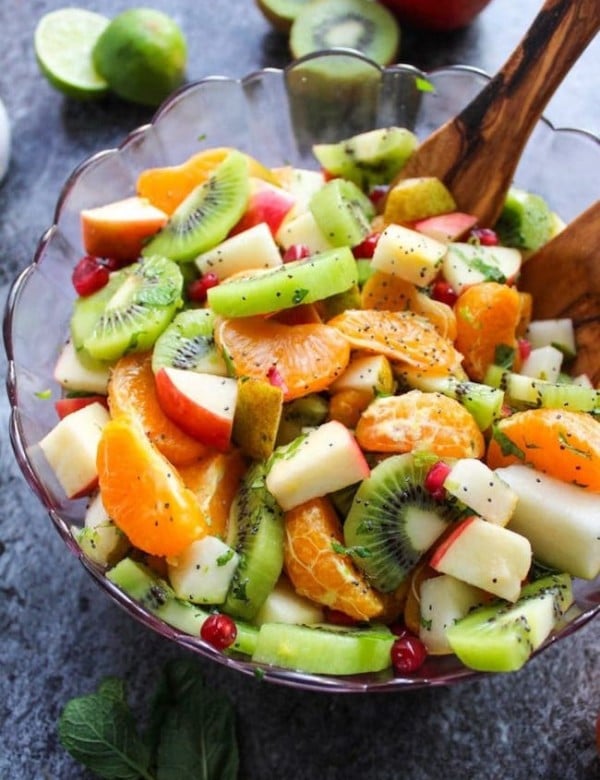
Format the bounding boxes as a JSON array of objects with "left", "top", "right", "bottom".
[
  {"left": 353, "top": 232, "right": 381, "bottom": 259},
  {"left": 200, "top": 613, "right": 237, "bottom": 650},
  {"left": 470, "top": 227, "right": 499, "bottom": 246},
  {"left": 431, "top": 279, "right": 458, "bottom": 307},
  {"left": 424, "top": 460, "right": 451, "bottom": 501},
  {"left": 369, "top": 185, "right": 388, "bottom": 208},
  {"left": 518, "top": 338, "right": 532, "bottom": 361},
  {"left": 267, "top": 365, "right": 289, "bottom": 395},
  {"left": 391, "top": 634, "right": 427, "bottom": 674},
  {"left": 72, "top": 255, "right": 111, "bottom": 296},
  {"left": 283, "top": 244, "right": 311, "bottom": 263},
  {"left": 188, "top": 272, "right": 219, "bottom": 302}
]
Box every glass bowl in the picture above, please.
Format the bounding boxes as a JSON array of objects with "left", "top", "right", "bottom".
[{"left": 4, "top": 50, "right": 599, "bottom": 692}]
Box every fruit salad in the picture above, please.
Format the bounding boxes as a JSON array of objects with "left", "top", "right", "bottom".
[{"left": 37, "top": 128, "right": 600, "bottom": 678}]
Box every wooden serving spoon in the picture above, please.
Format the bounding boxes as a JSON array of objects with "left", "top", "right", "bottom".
[
  {"left": 391, "top": 0, "right": 600, "bottom": 227},
  {"left": 519, "top": 200, "right": 600, "bottom": 385}
]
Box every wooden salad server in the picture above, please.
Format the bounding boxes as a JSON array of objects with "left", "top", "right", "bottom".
[
  {"left": 391, "top": 0, "right": 600, "bottom": 227},
  {"left": 519, "top": 200, "right": 600, "bottom": 385}
]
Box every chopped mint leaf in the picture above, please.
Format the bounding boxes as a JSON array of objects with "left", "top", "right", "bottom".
[
  {"left": 331, "top": 540, "right": 372, "bottom": 558},
  {"left": 492, "top": 426, "right": 525, "bottom": 459},
  {"left": 494, "top": 344, "right": 516, "bottom": 370},
  {"left": 35, "top": 389, "right": 52, "bottom": 399},
  {"left": 217, "top": 549, "right": 235, "bottom": 567},
  {"left": 292, "top": 288, "right": 309, "bottom": 304},
  {"left": 415, "top": 76, "right": 435, "bottom": 93},
  {"left": 469, "top": 256, "right": 506, "bottom": 283}
]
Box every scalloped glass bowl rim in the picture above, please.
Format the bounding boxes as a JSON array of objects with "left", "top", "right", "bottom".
[{"left": 4, "top": 49, "right": 599, "bottom": 693}]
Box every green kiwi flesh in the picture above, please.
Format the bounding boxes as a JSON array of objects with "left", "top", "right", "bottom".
[
  {"left": 313, "top": 127, "right": 418, "bottom": 190},
  {"left": 256, "top": 0, "right": 313, "bottom": 32},
  {"left": 309, "top": 178, "right": 375, "bottom": 248},
  {"left": 290, "top": 0, "right": 400, "bottom": 67},
  {"left": 494, "top": 187, "right": 553, "bottom": 251},
  {"left": 224, "top": 462, "right": 285, "bottom": 621},
  {"left": 70, "top": 255, "right": 183, "bottom": 363},
  {"left": 151, "top": 308, "right": 227, "bottom": 376},
  {"left": 344, "top": 451, "right": 463, "bottom": 592},
  {"left": 142, "top": 150, "right": 250, "bottom": 263},
  {"left": 207, "top": 246, "right": 358, "bottom": 317}
]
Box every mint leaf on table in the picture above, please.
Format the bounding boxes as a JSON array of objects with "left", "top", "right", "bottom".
[{"left": 58, "top": 659, "right": 238, "bottom": 780}]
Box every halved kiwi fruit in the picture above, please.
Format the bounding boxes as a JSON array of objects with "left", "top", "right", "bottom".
[
  {"left": 151, "top": 308, "right": 227, "bottom": 376},
  {"left": 256, "top": 0, "right": 313, "bottom": 33},
  {"left": 309, "top": 177, "right": 375, "bottom": 248},
  {"left": 344, "top": 452, "right": 464, "bottom": 592}
]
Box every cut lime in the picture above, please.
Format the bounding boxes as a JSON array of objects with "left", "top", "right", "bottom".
[{"left": 34, "top": 8, "right": 110, "bottom": 100}]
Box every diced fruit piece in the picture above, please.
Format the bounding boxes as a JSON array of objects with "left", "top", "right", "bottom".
[
  {"left": 283, "top": 496, "right": 385, "bottom": 621},
  {"left": 253, "top": 575, "right": 324, "bottom": 626},
  {"left": 54, "top": 340, "right": 110, "bottom": 395},
  {"left": 154, "top": 368, "right": 238, "bottom": 452},
  {"left": 55, "top": 394, "right": 108, "bottom": 420},
  {"left": 484, "top": 367, "right": 600, "bottom": 413},
  {"left": 344, "top": 452, "right": 463, "bottom": 592},
  {"left": 207, "top": 247, "right": 357, "bottom": 317},
  {"left": 309, "top": 177, "right": 375, "bottom": 248},
  {"left": 97, "top": 417, "right": 206, "bottom": 557},
  {"left": 252, "top": 622, "right": 394, "bottom": 675},
  {"left": 167, "top": 535, "right": 240, "bottom": 604},
  {"left": 275, "top": 210, "right": 335, "bottom": 254},
  {"left": 39, "top": 401, "right": 110, "bottom": 499},
  {"left": 430, "top": 516, "right": 532, "bottom": 602},
  {"left": 232, "top": 377, "right": 284, "bottom": 460},
  {"left": 419, "top": 574, "right": 486, "bottom": 655},
  {"left": 526, "top": 318, "right": 576, "bottom": 358},
  {"left": 195, "top": 222, "right": 283, "bottom": 280},
  {"left": 383, "top": 177, "right": 456, "bottom": 224},
  {"left": 272, "top": 166, "right": 326, "bottom": 216},
  {"left": 265, "top": 420, "right": 370, "bottom": 511},
  {"left": 81, "top": 196, "right": 168, "bottom": 263},
  {"left": 442, "top": 458, "right": 518, "bottom": 526},
  {"left": 75, "top": 491, "right": 130, "bottom": 566},
  {"left": 494, "top": 187, "right": 553, "bottom": 251},
  {"left": 413, "top": 212, "right": 478, "bottom": 243},
  {"left": 371, "top": 224, "right": 447, "bottom": 286},
  {"left": 330, "top": 353, "right": 394, "bottom": 396},
  {"left": 224, "top": 462, "right": 285, "bottom": 621},
  {"left": 276, "top": 393, "right": 329, "bottom": 445},
  {"left": 446, "top": 573, "right": 573, "bottom": 672},
  {"left": 230, "top": 177, "right": 296, "bottom": 236},
  {"left": 187, "top": 272, "right": 219, "bottom": 302},
  {"left": 442, "top": 242, "right": 522, "bottom": 294},
  {"left": 312, "top": 126, "right": 418, "bottom": 189},
  {"left": 519, "top": 345, "right": 563, "bottom": 381},
  {"left": 497, "top": 465, "right": 600, "bottom": 579},
  {"left": 151, "top": 308, "right": 227, "bottom": 377},
  {"left": 107, "top": 558, "right": 258, "bottom": 656}
]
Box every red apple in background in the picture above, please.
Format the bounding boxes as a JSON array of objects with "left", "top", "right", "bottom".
[
  {"left": 380, "top": 0, "right": 493, "bottom": 31},
  {"left": 230, "top": 178, "right": 296, "bottom": 237}
]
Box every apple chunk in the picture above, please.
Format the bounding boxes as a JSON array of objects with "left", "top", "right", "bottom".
[
  {"left": 230, "top": 177, "right": 296, "bottom": 237},
  {"left": 371, "top": 223, "right": 447, "bottom": 286},
  {"left": 155, "top": 367, "right": 238, "bottom": 452},
  {"left": 81, "top": 196, "right": 168, "bottom": 262},
  {"left": 265, "top": 420, "right": 370, "bottom": 511},
  {"left": 413, "top": 212, "right": 478, "bottom": 243}
]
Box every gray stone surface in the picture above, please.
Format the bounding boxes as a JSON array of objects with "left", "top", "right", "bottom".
[{"left": 1, "top": 1, "right": 598, "bottom": 778}]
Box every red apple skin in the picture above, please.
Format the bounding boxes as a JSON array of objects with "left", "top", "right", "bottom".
[
  {"left": 413, "top": 212, "right": 478, "bottom": 243},
  {"left": 429, "top": 516, "right": 478, "bottom": 569},
  {"left": 379, "top": 0, "right": 492, "bottom": 31},
  {"left": 154, "top": 368, "right": 234, "bottom": 452},
  {"left": 70, "top": 477, "right": 100, "bottom": 500},
  {"left": 55, "top": 395, "right": 108, "bottom": 420},
  {"left": 230, "top": 180, "right": 295, "bottom": 237}
]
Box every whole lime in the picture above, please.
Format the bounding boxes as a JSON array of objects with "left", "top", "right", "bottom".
[{"left": 92, "top": 8, "right": 187, "bottom": 108}]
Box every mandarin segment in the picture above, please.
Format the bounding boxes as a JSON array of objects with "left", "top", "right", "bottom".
[
  {"left": 216, "top": 316, "right": 350, "bottom": 401},
  {"left": 328, "top": 308, "right": 463, "bottom": 376},
  {"left": 108, "top": 352, "right": 209, "bottom": 466},
  {"left": 356, "top": 389, "right": 484, "bottom": 458},
  {"left": 283, "top": 496, "right": 385, "bottom": 622},
  {"left": 486, "top": 408, "right": 600, "bottom": 491},
  {"left": 97, "top": 416, "right": 207, "bottom": 556}
]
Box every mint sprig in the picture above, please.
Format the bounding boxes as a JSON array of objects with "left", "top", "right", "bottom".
[{"left": 59, "top": 659, "right": 238, "bottom": 780}]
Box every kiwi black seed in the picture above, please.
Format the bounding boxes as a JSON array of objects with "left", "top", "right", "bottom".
[
  {"left": 70, "top": 255, "right": 183, "bottom": 363},
  {"left": 290, "top": 0, "right": 400, "bottom": 66},
  {"left": 343, "top": 451, "right": 464, "bottom": 592},
  {"left": 255, "top": 0, "right": 313, "bottom": 33},
  {"left": 142, "top": 149, "right": 250, "bottom": 263},
  {"left": 151, "top": 308, "right": 227, "bottom": 376}
]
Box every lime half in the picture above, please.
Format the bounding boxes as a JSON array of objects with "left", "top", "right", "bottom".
[{"left": 34, "top": 8, "right": 110, "bottom": 99}]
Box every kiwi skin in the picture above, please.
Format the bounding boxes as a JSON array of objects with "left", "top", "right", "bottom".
[{"left": 256, "top": 0, "right": 312, "bottom": 33}]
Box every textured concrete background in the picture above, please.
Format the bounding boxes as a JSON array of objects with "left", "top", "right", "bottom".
[{"left": 1, "top": 1, "right": 598, "bottom": 778}]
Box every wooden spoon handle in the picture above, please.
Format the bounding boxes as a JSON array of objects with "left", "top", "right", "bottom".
[{"left": 398, "top": 0, "right": 600, "bottom": 225}]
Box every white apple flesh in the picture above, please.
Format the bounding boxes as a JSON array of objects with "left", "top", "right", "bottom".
[{"left": 371, "top": 223, "right": 447, "bottom": 286}]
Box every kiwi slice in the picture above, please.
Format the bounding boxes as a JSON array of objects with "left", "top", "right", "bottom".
[
  {"left": 309, "top": 178, "right": 375, "bottom": 248},
  {"left": 494, "top": 187, "right": 554, "bottom": 251},
  {"left": 224, "top": 461, "right": 285, "bottom": 621},
  {"left": 256, "top": 0, "right": 313, "bottom": 33},
  {"left": 142, "top": 150, "right": 250, "bottom": 263},
  {"left": 313, "top": 127, "right": 418, "bottom": 190},
  {"left": 290, "top": 0, "right": 400, "bottom": 67},
  {"left": 344, "top": 452, "right": 463, "bottom": 592},
  {"left": 70, "top": 255, "right": 183, "bottom": 363},
  {"left": 207, "top": 246, "right": 358, "bottom": 317},
  {"left": 151, "top": 308, "right": 227, "bottom": 376},
  {"left": 275, "top": 393, "right": 329, "bottom": 445}
]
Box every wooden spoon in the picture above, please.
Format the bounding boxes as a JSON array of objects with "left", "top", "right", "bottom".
[
  {"left": 519, "top": 200, "right": 600, "bottom": 385},
  {"left": 391, "top": 0, "right": 600, "bottom": 226}
]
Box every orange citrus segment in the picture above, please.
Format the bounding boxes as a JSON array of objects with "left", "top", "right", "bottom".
[
  {"left": 215, "top": 316, "right": 350, "bottom": 401},
  {"left": 283, "top": 496, "right": 385, "bottom": 621},
  {"left": 486, "top": 408, "right": 600, "bottom": 491},
  {"left": 177, "top": 450, "right": 246, "bottom": 538},
  {"left": 97, "top": 416, "right": 207, "bottom": 556},
  {"left": 108, "top": 352, "right": 209, "bottom": 467},
  {"left": 328, "top": 308, "right": 463, "bottom": 376},
  {"left": 454, "top": 281, "right": 521, "bottom": 381},
  {"left": 356, "top": 389, "right": 484, "bottom": 458}
]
